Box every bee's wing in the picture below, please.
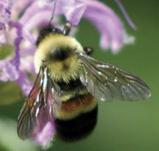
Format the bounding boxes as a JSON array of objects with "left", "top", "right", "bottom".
[
  {"left": 78, "top": 53, "right": 151, "bottom": 101},
  {"left": 17, "top": 66, "right": 60, "bottom": 139}
]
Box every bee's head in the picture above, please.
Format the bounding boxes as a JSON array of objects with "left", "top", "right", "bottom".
[
  {"left": 34, "top": 33, "right": 84, "bottom": 83},
  {"left": 49, "top": 47, "right": 71, "bottom": 61}
]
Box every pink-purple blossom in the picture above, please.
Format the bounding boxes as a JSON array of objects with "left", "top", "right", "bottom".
[
  {"left": 31, "top": 104, "right": 55, "bottom": 148},
  {"left": 0, "top": 0, "right": 135, "bottom": 148}
]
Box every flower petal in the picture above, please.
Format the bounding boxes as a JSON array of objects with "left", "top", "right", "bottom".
[
  {"left": 0, "top": 30, "right": 7, "bottom": 44},
  {"left": 34, "top": 122, "right": 55, "bottom": 148},
  {"left": 82, "top": 0, "right": 126, "bottom": 52},
  {"left": 19, "top": 1, "right": 52, "bottom": 26},
  {"left": 16, "top": 72, "right": 32, "bottom": 95},
  {"left": 31, "top": 105, "right": 55, "bottom": 148},
  {"left": 11, "top": 0, "right": 33, "bottom": 19},
  {"left": 0, "top": 0, "right": 11, "bottom": 29},
  {"left": 0, "top": 22, "right": 23, "bottom": 82},
  {"left": 58, "top": 0, "right": 87, "bottom": 25},
  {"left": 10, "top": 21, "right": 23, "bottom": 67},
  {"left": 0, "top": 59, "right": 19, "bottom": 81}
]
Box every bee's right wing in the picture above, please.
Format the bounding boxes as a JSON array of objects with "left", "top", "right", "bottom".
[
  {"left": 78, "top": 52, "right": 151, "bottom": 101},
  {"left": 17, "top": 66, "right": 60, "bottom": 140}
]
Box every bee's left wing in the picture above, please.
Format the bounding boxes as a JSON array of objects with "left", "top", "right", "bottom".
[
  {"left": 78, "top": 52, "right": 151, "bottom": 101},
  {"left": 17, "top": 66, "right": 61, "bottom": 140}
]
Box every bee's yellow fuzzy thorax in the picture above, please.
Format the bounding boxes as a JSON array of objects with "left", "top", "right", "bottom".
[{"left": 34, "top": 34, "right": 84, "bottom": 82}]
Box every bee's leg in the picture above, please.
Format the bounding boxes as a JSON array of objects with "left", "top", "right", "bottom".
[
  {"left": 84, "top": 47, "right": 94, "bottom": 55},
  {"left": 63, "top": 21, "right": 72, "bottom": 35}
]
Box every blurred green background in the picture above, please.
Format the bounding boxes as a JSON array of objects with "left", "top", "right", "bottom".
[{"left": 0, "top": 0, "right": 159, "bottom": 151}]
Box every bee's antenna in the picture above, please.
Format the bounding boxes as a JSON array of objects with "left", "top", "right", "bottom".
[{"left": 49, "top": 0, "right": 57, "bottom": 26}]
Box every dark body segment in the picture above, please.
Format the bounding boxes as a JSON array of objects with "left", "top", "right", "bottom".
[
  {"left": 55, "top": 79, "right": 98, "bottom": 141},
  {"left": 55, "top": 105, "right": 98, "bottom": 141}
]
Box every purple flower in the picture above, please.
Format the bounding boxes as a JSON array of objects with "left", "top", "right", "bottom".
[
  {"left": 31, "top": 104, "right": 55, "bottom": 148},
  {"left": 0, "top": 0, "right": 11, "bottom": 30},
  {"left": 0, "top": 0, "right": 135, "bottom": 147}
]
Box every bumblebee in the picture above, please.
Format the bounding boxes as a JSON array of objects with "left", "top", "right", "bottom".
[{"left": 17, "top": 22, "right": 151, "bottom": 142}]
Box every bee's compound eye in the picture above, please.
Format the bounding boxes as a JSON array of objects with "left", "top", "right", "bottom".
[{"left": 50, "top": 48, "right": 70, "bottom": 61}]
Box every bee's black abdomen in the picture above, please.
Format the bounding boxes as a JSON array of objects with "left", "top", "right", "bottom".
[{"left": 55, "top": 105, "right": 98, "bottom": 141}]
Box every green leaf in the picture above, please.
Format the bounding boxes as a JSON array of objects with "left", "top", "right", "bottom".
[
  {"left": 0, "top": 82, "right": 23, "bottom": 106},
  {"left": 0, "top": 44, "right": 13, "bottom": 60}
]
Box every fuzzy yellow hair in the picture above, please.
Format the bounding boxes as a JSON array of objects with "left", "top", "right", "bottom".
[{"left": 34, "top": 34, "right": 84, "bottom": 82}]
